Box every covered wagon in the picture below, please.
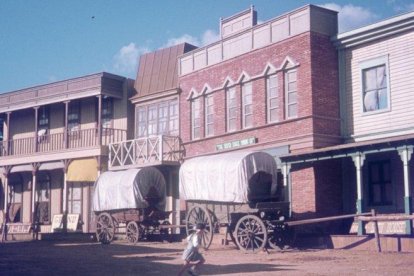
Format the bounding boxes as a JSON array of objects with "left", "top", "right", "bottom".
[
  {"left": 180, "top": 151, "right": 293, "bottom": 252},
  {"left": 93, "top": 167, "right": 169, "bottom": 244}
]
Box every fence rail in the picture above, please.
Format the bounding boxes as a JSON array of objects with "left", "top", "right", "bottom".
[
  {"left": 109, "top": 135, "right": 183, "bottom": 169},
  {"left": 0, "top": 127, "right": 126, "bottom": 157}
]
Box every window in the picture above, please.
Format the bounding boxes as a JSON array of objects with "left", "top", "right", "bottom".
[
  {"left": 205, "top": 94, "right": 214, "bottom": 137},
  {"left": 9, "top": 180, "right": 23, "bottom": 223},
  {"left": 242, "top": 82, "right": 253, "bottom": 128},
  {"left": 137, "top": 106, "right": 147, "bottom": 137},
  {"left": 368, "top": 160, "right": 392, "bottom": 206},
  {"left": 267, "top": 74, "right": 279, "bottom": 123},
  {"left": 0, "top": 118, "right": 3, "bottom": 141},
  {"left": 101, "top": 97, "right": 113, "bottom": 129},
  {"left": 35, "top": 173, "right": 51, "bottom": 224},
  {"left": 68, "top": 183, "right": 82, "bottom": 215},
  {"left": 38, "top": 106, "right": 50, "bottom": 131},
  {"left": 361, "top": 57, "right": 389, "bottom": 113},
  {"left": 226, "top": 87, "right": 237, "bottom": 132},
  {"left": 285, "top": 70, "right": 297, "bottom": 118},
  {"left": 136, "top": 99, "right": 179, "bottom": 138},
  {"left": 169, "top": 101, "right": 179, "bottom": 136},
  {"left": 68, "top": 101, "right": 81, "bottom": 132},
  {"left": 191, "top": 98, "right": 201, "bottom": 140}
]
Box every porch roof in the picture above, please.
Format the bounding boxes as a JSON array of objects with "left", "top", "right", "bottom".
[{"left": 280, "top": 134, "right": 414, "bottom": 164}]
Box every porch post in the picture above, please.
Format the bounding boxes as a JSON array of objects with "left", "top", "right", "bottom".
[
  {"left": 5, "top": 112, "right": 11, "bottom": 155},
  {"left": 282, "top": 163, "right": 292, "bottom": 217},
  {"left": 62, "top": 160, "right": 69, "bottom": 232},
  {"left": 97, "top": 95, "right": 102, "bottom": 146},
  {"left": 31, "top": 164, "right": 39, "bottom": 226},
  {"left": 352, "top": 153, "right": 366, "bottom": 235},
  {"left": 34, "top": 107, "right": 39, "bottom": 152},
  {"left": 64, "top": 101, "right": 69, "bottom": 149},
  {"left": 1, "top": 169, "right": 9, "bottom": 242},
  {"left": 398, "top": 146, "right": 413, "bottom": 235}
]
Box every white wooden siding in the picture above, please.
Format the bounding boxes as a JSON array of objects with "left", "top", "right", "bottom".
[{"left": 344, "top": 31, "right": 414, "bottom": 141}]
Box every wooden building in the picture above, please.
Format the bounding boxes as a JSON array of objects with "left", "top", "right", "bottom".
[{"left": 0, "top": 72, "right": 134, "bottom": 238}]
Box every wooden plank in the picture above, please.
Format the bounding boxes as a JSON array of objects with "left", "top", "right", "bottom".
[
  {"left": 356, "top": 215, "right": 414, "bottom": 222},
  {"left": 286, "top": 212, "right": 371, "bottom": 226},
  {"left": 372, "top": 209, "right": 382, "bottom": 253}
]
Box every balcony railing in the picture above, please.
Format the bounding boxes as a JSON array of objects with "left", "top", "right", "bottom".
[
  {"left": 109, "top": 135, "right": 183, "bottom": 169},
  {"left": 0, "top": 128, "right": 127, "bottom": 157}
]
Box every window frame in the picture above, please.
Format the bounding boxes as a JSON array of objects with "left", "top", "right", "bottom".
[
  {"left": 266, "top": 74, "right": 279, "bottom": 123},
  {"left": 191, "top": 97, "right": 201, "bottom": 140},
  {"left": 367, "top": 160, "right": 393, "bottom": 207},
  {"left": 241, "top": 82, "right": 253, "bottom": 129},
  {"left": 68, "top": 100, "right": 81, "bottom": 133},
  {"left": 101, "top": 97, "right": 114, "bottom": 129},
  {"left": 204, "top": 94, "right": 214, "bottom": 137},
  {"left": 359, "top": 55, "right": 391, "bottom": 115},
  {"left": 226, "top": 87, "right": 237, "bottom": 132},
  {"left": 35, "top": 173, "right": 51, "bottom": 224},
  {"left": 68, "top": 182, "right": 83, "bottom": 215},
  {"left": 285, "top": 69, "right": 298, "bottom": 119},
  {"left": 38, "top": 106, "right": 50, "bottom": 131}
]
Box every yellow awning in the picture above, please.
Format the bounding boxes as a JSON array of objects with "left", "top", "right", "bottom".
[{"left": 67, "top": 158, "right": 98, "bottom": 182}]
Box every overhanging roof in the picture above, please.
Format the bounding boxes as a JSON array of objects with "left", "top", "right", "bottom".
[{"left": 280, "top": 134, "right": 414, "bottom": 164}]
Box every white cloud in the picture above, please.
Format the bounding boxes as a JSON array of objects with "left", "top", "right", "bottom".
[
  {"left": 163, "top": 29, "right": 220, "bottom": 48},
  {"left": 320, "top": 3, "right": 380, "bottom": 32},
  {"left": 113, "top": 43, "right": 149, "bottom": 75}
]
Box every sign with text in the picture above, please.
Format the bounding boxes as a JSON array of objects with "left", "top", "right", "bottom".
[
  {"left": 7, "top": 223, "right": 31, "bottom": 234},
  {"left": 350, "top": 221, "right": 406, "bottom": 234},
  {"left": 51, "top": 214, "right": 80, "bottom": 232},
  {"left": 216, "top": 137, "right": 257, "bottom": 151}
]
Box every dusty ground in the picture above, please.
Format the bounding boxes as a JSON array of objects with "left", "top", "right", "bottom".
[{"left": 0, "top": 238, "right": 413, "bottom": 275}]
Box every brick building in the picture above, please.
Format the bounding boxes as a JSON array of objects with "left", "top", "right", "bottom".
[{"left": 178, "top": 5, "right": 341, "bottom": 220}]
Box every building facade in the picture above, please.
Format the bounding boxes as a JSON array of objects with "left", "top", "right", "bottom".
[
  {"left": 0, "top": 72, "right": 134, "bottom": 238},
  {"left": 178, "top": 5, "right": 341, "bottom": 220}
]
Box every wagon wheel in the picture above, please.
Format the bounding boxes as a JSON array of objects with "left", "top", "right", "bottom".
[
  {"left": 126, "top": 221, "right": 140, "bottom": 244},
  {"left": 96, "top": 212, "right": 115, "bottom": 244},
  {"left": 185, "top": 205, "right": 213, "bottom": 250},
  {"left": 235, "top": 215, "right": 267, "bottom": 253},
  {"left": 268, "top": 224, "right": 296, "bottom": 250}
]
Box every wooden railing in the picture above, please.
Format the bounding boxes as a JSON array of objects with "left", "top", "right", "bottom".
[
  {"left": 108, "top": 135, "right": 183, "bottom": 169},
  {"left": 0, "top": 128, "right": 127, "bottom": 157}
]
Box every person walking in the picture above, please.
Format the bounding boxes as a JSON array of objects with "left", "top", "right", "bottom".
[{"left": 178, "top": 223, "right": 206, "bottom": 276}]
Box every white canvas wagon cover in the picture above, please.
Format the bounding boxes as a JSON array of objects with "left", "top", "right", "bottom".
[
  {"left": 93, "top": 167, "right": 166, "bottom": 212},
  {"left": 179, "top": 151, "right": 278, "bottom": 203}
]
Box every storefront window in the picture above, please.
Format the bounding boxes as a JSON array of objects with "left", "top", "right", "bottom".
[
  {"left": 35, "top": 173, "right": 51, "bottom": 224},
  {"left": 9, "top": 179, "right": 23, "bottom": 223},
  {"left": 68, "top": 183, "right": 82, "bottom": 215}
]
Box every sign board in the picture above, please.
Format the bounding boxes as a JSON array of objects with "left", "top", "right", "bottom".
[
  {"left": 7, "top": 223, "right": 31, "bottom": 234},
  {"left": 216, "top": 137, "right": 257, "bottom": 151},
  {"left": 51, "top": 214, "right": 80, "bottom": 232},
  {"left": 350, "top": 221, "right": 406, "bottom": 234}
]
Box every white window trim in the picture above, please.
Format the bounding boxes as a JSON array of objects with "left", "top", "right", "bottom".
[
  {"left": 191, "top": 98, "right": 201, "bottom": 140},
  {"left": 285, "top": 69, "right": 298, "bottom": 119},
  {"left": 359, "top": 55, "right": 391, "bottom": 116},
  {"left": 204, "top": 94, "right": 214, "bottom": 137},
  {"left": 226, "top": 87, "right": 237, "bottom": 132},
  {"left": 241, "top": 82, "right": 253, "bottom": 129},
  {"left": 267, "top": 74, "right": 279, "bottom": 123}
]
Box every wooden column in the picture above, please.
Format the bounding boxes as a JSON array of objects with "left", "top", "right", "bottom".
[
  {"left": 352, "top": 153, "right": 366, "bottom": 235},
  {"left": 62, "top": 160, "right": 70, "bottom": 233},
  {"left": 97, "top": 95, "right": 102, "bottom": 146},
  {"left": 1, "top": 169, "right": 10, "bottom": 242},
  {"left": 5, "top": 112, "right": 11, "bottom": 155},
  {"left": 34, "top": 107, "right": 39, "bottom": 152},
  {"left": 399, "top": 146, "right": 413, "bottom": 235},
  {"left": 31, "top": 164, "right": 39, "bottom": 226},
  {"left": 64, "top": 101, "right": 70, "bottom": 149},
  {"left": 282, "top": 163, "right": 292, "bottom": 217}
]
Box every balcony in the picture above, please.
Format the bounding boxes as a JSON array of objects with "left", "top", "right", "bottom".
[
  {"left": 108, "top": 135, "right": 183, "bottom": 170},
  {"left": 0, "top": 128, "right": 127, "bottom": 157}
]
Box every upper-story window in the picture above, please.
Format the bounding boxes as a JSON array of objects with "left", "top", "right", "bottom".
[
  {"left": 191, "top": 98, "right": 201, "bottom": 140},
  {"left": 35, "top": 173, "right": 51, "bottom": 224},
  {"left": 267, "top": 74, "right": 279, "bottom": 123},
  {"left": 242, "top": 82, "right": 253, "bottom": 128},
  {"left": 361, "top": 56, "right": 390, "bottom": 113},
  {"left": 68, "top": 101, "right": 81, "bottom": 132},
  {"left": 136, "top": 99, "right": 179, "bottom": 138},
  {"left": 38, "top": 106, "right": 50, "bottom": 131},
  {"left": 226, "top": 87, "right": 237, "bottom": 132},
  {"left": 285, "top": 70, "right": 297, "bottom": 119},
  {"left": 102, "top": 97, "right": 113, "bottom": 129},
  {"left": 205, "top": 94, "right": 214, "bottom": 137}
]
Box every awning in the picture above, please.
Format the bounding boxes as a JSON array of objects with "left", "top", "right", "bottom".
[
  {"left": 179, "top": 151, "right": 278, "bottom": 203},
  {"left": 67, "top": 158, "right": 98, "bottom": 182},
  {"left": 10, "top": 161, "right": 65, "bottom": 173},
  {"left": 93, "top": 167, "right": 166, "bottom": 212}
]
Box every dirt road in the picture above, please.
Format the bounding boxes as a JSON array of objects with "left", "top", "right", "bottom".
[{"left": 0, "top": 239, "right": 413, "bottom": 275}]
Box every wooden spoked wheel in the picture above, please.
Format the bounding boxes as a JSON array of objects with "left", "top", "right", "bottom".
[
  {"left": 126, "top": 221, "right": 140, "bottom": 244},
  {"left": 96, "top": 212, "right": 115, "bottom": 244},
  {"left": 235, "top": 215, "right": 267, "bottom": 253},
  {"left": 185, "top": 205, "right": 213, "bottom": 250}
]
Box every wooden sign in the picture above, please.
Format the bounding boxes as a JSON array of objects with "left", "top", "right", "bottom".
[
  {"left": 7, "top": 223, "right": 31, "bottom": 234},
  {"left": 51, "top": 214, "right": 80, "bottom": 232}
]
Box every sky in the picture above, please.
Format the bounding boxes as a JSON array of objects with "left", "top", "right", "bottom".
[{"left": 1, "top": 0, "right": 414, "bottom": 93}]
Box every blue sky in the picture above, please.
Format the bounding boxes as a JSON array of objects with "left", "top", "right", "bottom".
[{"left": 1, "top": 0, "right": 413, "bottom": 93}]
